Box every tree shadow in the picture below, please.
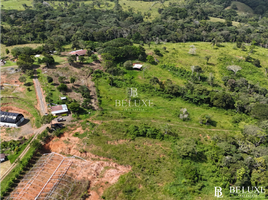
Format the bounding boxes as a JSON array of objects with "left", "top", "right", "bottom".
[
  {"left": 209, "top": 120, "right": 217, "bottom": 127},
  {"left": 207, "top": 63, "right": 215, "bottom": 66}
]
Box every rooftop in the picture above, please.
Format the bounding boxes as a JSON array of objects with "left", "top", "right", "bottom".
[
  {"left": 69, "top": 49, "right": 87, "bottom": 56},
  {"left": 0, "top": 111, "right": 24, "bottom": 123},
  {"left": 51, "top": 104, "right": 68, "bottom": 114}
]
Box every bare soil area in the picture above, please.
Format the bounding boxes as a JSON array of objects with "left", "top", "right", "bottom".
[
  {"left": 42, "top": 127, "right": 131, "bottom": 199},
  {"left": 0, "top": 161, "right": 11, "bottom": 177}
]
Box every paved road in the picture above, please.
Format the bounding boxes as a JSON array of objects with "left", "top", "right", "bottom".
[
  {"left": 0, "top": 125, "right": 49, "bottom": 182},
  {"left": 33, "top": 76, "right": 46, "bottom": 116}
]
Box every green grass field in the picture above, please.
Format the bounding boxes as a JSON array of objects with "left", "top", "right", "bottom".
[
  {"left": 1, "top": 43, "right": 43, "bottom": 57},
  {"left": 1, "top": 0, "right": 32, "bottom": 10}
]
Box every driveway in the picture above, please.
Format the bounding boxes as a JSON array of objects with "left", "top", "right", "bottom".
[{"left": 33, "top": 75, "right": 46, "bottom": 116}]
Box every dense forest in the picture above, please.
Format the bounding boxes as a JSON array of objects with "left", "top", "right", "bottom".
[{"left": 1, "top": 0, "right": 268, "bottom": 47}]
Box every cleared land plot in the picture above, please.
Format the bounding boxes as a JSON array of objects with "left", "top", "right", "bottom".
[
  {"left": 8, "top": 153, "right": 81, "bottom": 200},
  {"left": 7, "top": 152, "right": 130, "bottom": 200},
  {"left": 0, "top": 161, "right": 12, "bottom": 177}
]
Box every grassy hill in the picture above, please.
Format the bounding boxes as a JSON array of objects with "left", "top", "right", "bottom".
[
  {"left": 226, "top": 1, "right": 254, "bottom": 14},
  {"left": 82, "top": 41, "right": 268, "bottom": 199}
]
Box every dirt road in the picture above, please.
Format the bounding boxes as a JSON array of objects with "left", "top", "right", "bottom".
[
  {"left": 33, "top": 76, "right": 46, "bottom": 116},
  {"left": 0, "top": 125, "right": 48, "bottom": 182}
]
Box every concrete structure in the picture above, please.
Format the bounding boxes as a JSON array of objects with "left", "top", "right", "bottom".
[
  {"left": 133, "top": 63, "right": 143, "bottom": 70},
  {"left": 0, "top": 111, "right": 25, "bottom": 128},
  {"left": 0, "top": 154, "right": 5, "bottom": 162},
  {"left": 51, "top": 104, "right": 68, "bottom": 116}
]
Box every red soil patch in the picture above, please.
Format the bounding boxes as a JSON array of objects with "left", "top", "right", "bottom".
[
  {"left": 43, "top": 127, "right": 131, "bottom": 199},
  {"left": 0, "top": 105, "right": 31, "bottom": 117}
]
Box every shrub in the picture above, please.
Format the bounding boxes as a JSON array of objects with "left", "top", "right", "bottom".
[
  {"left": 19, "top": 76, "right": 26, "bottom": 82},
  {"left": 47, "top": 76, "right": 53, "bottom": 83},
  {"left": 123, "top": 60, "right": 133, "bottom": 70},
  {"left": 41, "top": 114, "right": 54, "bottom": 124},
  {"left": 199, "top": 114, "right": 213, "bottom": 125},
  {"left": 57, "top": 83, "right": 68, "bottom": 91}
]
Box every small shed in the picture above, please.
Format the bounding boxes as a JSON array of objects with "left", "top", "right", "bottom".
[
  {"left": 0, "top": 154, "right": 6, "bottom": 162},
  {"left": 60, "top": 97, "right": 67, "bottom": 100},
  {"left": 133, "top": 63, "right": 143, "bottom": 70}
]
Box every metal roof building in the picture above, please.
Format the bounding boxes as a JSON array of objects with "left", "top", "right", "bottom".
[
  {"left": 51, "top": 104, "right": 69, "bottom": 116},
  {"left": 0, "top": 111, "right": 25, "bottom": 127}
]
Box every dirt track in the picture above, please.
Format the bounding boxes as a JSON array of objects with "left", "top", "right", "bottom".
[
  {"left": 0, "top": 125, "right": 49, "bottom": 182},
  {"left": 33, "top": 76, "right": 47, "bottom": 116}
]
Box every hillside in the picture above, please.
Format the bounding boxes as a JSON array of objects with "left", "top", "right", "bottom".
[
  {"left": 226, "top": 1, "right": 254, "bottom": 14},
  {"left": 1, "top": 0, "right": 268, "bottom": 199}
]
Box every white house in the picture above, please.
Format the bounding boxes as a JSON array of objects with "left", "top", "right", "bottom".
[
  {"left": 51, "top": 104, "right": 69, "bottom": 116},
  {"left": 0, "top": 154, "right": 5, "bottom": 162},
  {"left": 133, "top": 64, "right": 143, "bottom": 70}
]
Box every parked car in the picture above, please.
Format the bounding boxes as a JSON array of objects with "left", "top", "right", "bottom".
[{"left": 57, "top": 118, "right": 65, "bottom": 122}]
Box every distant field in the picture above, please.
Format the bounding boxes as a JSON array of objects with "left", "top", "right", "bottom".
[
  {"left": 1, "top": 0, "right": 32, "bottom": 10},
  {"left": 209, "top": 17, "right": 240, "bottom": 27},
  {"left": 1, "top": 0, "right": 180, "bottom": 21},
  {"left": 1, "top": 43, "right": 43, "bottom": 57},
  {"left": 226, "top": 1, "right": 254, "bottom": 14}
]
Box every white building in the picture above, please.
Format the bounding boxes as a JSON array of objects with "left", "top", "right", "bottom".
[
  {"left": 133, "top": 64, "right": 143, "bottom": 70},
  {"left": 0, "top": 154, "right": 5, "bottom": 162},
  {"left": 51, "top": 104, "right": 69, "bottom": 116}
]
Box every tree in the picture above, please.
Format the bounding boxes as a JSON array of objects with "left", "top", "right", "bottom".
[
  {"left": 227, "top": 65, "right": 241, "bottom": 76},
  {"left": 17, "top": 54, "right": 34, "bottom": 72},
  {"left": 79, "top": 56, "right": 85, "bottom": 63},
  {"left": 25, "top": 69, "right": 34, "bottom": 77},
  {"left": 19, "top": 76, "right": 26, "bottom": 83},
  {"left": 189, "top": 47, "right": 196, "bottom": 55},
  {"left": 57, "top": 83, "right": 68, "bottom": 91},
  {"left": 243, "top": 125, "right": 267, "bottom": 147},
  {"left": 208, "top": 73, "right": 214, "bottom": 86},
  {"left": 176, "top": 138, "right": 197, "bottom": 158},
  {"left": 47, "top": 76, "right": 53, "bottom": 83},
  {"left": 5, "top": 49, "right": 9, "bottom": 55},
  {"left": 31, "top": 139, "right": 41, "bottom": 149},
  {"left": 205, "top": 55, "right": 211, "bottom": 64},
  {"left": 68, "top": 55, "right": 76, "bottom": 65},
  {"left": 58, "top": 76, "right": 66, "bottom": 83},
  {"left": 41, "top": 114, "right": 54, "bottom": 124},
  {"left": 68, "top": 101, "right": 80, "bottom": 113},
  {"left": 70, "top": 77, "right": 75, "bottom": 85},
  {"left": 146, "top": 55, "right": 155, "bottom": 64},
  {"left": 199, "top": 114, "right": 213, "bottom": 125},
  {"left": 251, "top": 104, "right": 268, "bottom": 120},
  {"left": 191, "top": 66, "right": 202, "bottom": 80},
  {"left": 150, "top": 77, "right": 159, "bottom": 91},
  {"left": 42, "top": 54, "right": 55, "bottom": 67},
  {"left": 91, "top": 54, "right": 98, "bottom": 61},
  {"left": 124, "top": 60, "right": 133, "bottom": 70},
  {"left": 253, "top": 59, "right": 261, "bottom": 67}
]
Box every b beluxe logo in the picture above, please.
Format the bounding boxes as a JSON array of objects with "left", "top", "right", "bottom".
[
  {"left": 115, "top": 88, "right": 153, "bottom": 111},
  {"left": 215, "top": 187, "right": 223, "bottom": 198},
  {"left": 128, "top": 87, "right": 138, "bottom": 98},
  {"left": 214, "top": 186, "right": 265, "bottom": 198}
]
